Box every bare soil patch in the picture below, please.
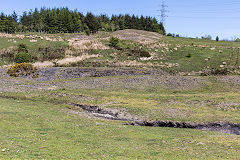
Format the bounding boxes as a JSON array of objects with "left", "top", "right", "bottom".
[{"left": 70, "top": 103, "right": 141, "bottom": 121}]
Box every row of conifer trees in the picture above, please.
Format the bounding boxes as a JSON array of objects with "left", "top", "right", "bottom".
[{"left": 0, "top": 8, "right": 165, "bottom": 35}]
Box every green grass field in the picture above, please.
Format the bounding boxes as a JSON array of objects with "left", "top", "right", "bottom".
[
  {"left": 0, "top": 37, "right": 67, "bottom": 50},
  {"left": 158, "top": 37, "right": 240, "bottom": 72},
  {"left": 0, "top": 74, "right": 240, "bottom": 159},
  {"left": 0, "top": 35, "right": 68, "bottom": 66},
  {"left": 0, "top": 96, "right": 239, "bottom": 159}
]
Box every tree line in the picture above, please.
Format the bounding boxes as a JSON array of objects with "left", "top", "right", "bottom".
[{"left": 0, "top": 8, "right": 165, "bottom": 35}]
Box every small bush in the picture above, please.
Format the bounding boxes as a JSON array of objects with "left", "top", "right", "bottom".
[
  {"left": 109, "top": 37, "right": 119, "bottom": 47},
  {"left": 235, "top": 38, "right": 240, "bottom": 42},
  {"left": 7, "top": 63, "right": 37, "bottom": 77},
  {"left": 186, "top": 54, "right": 192, "bottom": 58},
  {"left": 132, "top": 50, "right": 151, "bottom": 58},
  {"left": 0, "top": 46, "right": 17, "bottom": 61},
  {"left": 140, "top": 51, "right": 151, "bottom": 57},
  {"left": 15, "top": 52, "right": 31, "bottom": 63},
  {"left": 158, "top": 30, "right": 166, "bottom": 35},
  {"left": 201, "top": 68, "right": 230, "bottom": 76},
  {"left": 38, "top": 47, "right": 65, "bottom": 61},
  {"left": 85, "top": 28, "right": 90, "bottom": 36},
  {"left": 201, "top": 35, "right": 212, "bottom": 40},
  {"left": 18, "top": 43, "right": 28, "bottom": 53}
]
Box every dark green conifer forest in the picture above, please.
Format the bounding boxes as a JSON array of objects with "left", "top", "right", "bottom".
[{"left": 0, "top": 8, "right": 165, "bottom": 34}]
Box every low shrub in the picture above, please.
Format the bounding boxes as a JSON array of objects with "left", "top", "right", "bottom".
[
  {"left": 0, "top": 46, "right": 17, "bottom": 61},
  {"left": 125, "top": 49, "right": 151, "bottom": 58},
  {"left": 15, "top": 52, "right": 31, "bottom": 63},
  {"left": 186, "top": 53, "right": 192, "bottom": 58},
  {"left": 201, "top": 68, "right": 230, "bottom": 76},
  {"left": 18, "top": 43, "right": 28, "bottom": 53},
  {"left": 7, "top": 63, "right": 38, "bottom": 77},
  {"left": 133, "top": 50, "right": 151, "bottom": 57},
  {"left": 85, "top": 28, "right": 90, "bottom": 36},
  {"left": 38, "top": 47, "right": 65, "bottom": 61},
  {"left": 109, "top": 37, "right": 119, "bottom": 47}
]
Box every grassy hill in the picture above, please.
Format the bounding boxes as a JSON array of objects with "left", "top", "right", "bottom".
[{"left": 1, "top": 29, "right": 240, "bottom": 74}]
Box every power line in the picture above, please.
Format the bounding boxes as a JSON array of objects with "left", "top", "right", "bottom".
[{"left": 157, "top": 0, "right": 169, "bottom": 26}]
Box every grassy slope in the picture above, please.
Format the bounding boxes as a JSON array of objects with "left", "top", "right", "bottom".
[
  {"left": 77, "top": 34, "right": 240, "bottom": 72},
  {"left": 160, "top": 37, "right": 240, "bottom": 72},
  {"left": 0, "top": 97, "right": 239, "bottom": 159},
  {"left": 0, "top": 37, "right": 67, "bottom": 50},
  {"left": 1, "top": 31, "right": 240, "bottom": 72},
  {"left": 0, "top": 36, "right": 68, "bottom": 66},
  {"left": 1, "top": 31, "right": 240, "bottom": 159}
]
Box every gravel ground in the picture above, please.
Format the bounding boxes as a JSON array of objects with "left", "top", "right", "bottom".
[
  {"left": 0, "top": 67, "right": 208, "bottom": 92},
  {"left": 0, "top": 67, "right": 168, "bottom": 81},
  {"left": 217, "top": 76, "right": 240, "bottom": 87}
]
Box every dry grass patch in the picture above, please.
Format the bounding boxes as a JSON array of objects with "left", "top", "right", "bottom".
[
  {"left": 68, "top": 35, "right": 109, "bottom": 51},
  {"left": 111, "top": 29, "right": 162, "bottom": 44},
  {"left": 33, "top": 61, "right": 54, "bottom": 68},
  {"left": 57, "top": 54, "right": 100, "bottom": 65},
  {"left": 33, "top": 54, "right": 100, "bottom": 67},
  {"left": 114, "top": 60, "right": 155, "bottom": 67}
]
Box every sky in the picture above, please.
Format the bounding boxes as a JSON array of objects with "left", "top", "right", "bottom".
[{"left": 1, "top": 0, "right": 240, "bottom": 40}]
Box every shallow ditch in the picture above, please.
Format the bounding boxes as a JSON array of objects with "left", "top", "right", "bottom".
[
  {"left": 71, "top": 103, "right": 240, "bottom": 135},
  {"left": 127, "top": 121, "right": 240, "bottom": 135},
  {"left": 71, "top": 103, "right": 138, "bottom": 121}
]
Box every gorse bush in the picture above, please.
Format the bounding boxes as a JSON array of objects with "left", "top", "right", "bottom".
[
  {"left": 7, "top": 63, "right": 37, "bottom": 77},
  {"left": 109, "top": 37, "right": 119, "bottom": 47},
  {"left": 15, "top": 52, "right": 31, "bottom": 63}
]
